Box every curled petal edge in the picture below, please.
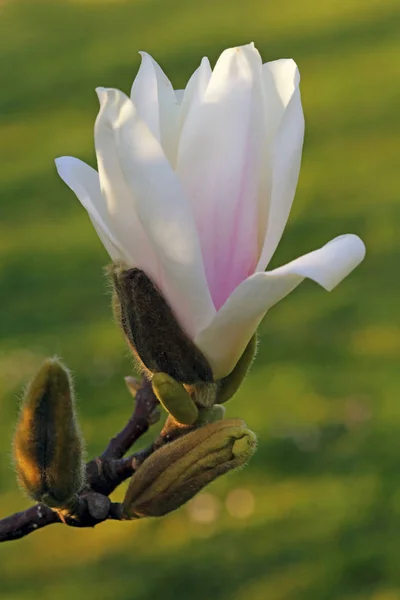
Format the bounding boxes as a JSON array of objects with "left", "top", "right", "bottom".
[{"left": 195, "top": 234, "right": 366, "bottom": 379}]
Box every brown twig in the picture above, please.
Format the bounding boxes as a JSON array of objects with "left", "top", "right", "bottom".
[
  {"left": 0, "top": 378, "right": 160, "bottom": 543},
  {"left": 100, "top": 378, "right": 159, "bottom": 460},
  {"left": 0, "top": 503, "right": 61, "bottom": 542}
]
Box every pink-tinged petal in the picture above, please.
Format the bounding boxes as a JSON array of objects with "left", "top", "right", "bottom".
[
  {"left": 96, "top": 87, "right": 215, "bottom": 337},
  {"left": 54, "top": 156, "right": 128, "bottom": 262},
  {"left": 196, "top": 234, "right": 365, "bottom": 378},
  {"left": 131, "top": 52, "right": 179, "bottom": 164},
  {"left": 256, "top": 71, "right": 305, "bottom": 271},
  {"left": 257, "top": 59, "right": 301, "bottom": 250},
  {"left": 177, "top": 44, "right": 265, "bottom": 310}
]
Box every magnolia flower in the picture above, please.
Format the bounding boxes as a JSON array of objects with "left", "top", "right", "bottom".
[{"left": 55, "top": 43, "right": 365, "bottom": 380}]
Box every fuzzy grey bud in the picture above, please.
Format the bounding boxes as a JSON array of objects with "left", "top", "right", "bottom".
[{"left": 111, "top": 263, "right": 214, "bottom": 384}]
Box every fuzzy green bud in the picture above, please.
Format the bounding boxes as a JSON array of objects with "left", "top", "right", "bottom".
[
  {"left": 152, "top": 372, "right": 198, "bottom": 426},
  {"left": 110, "top": 264, "right": 213, "bottom": 384},
  {"left": 216, "top": 335, "right": 257, "bottom": 404},
  {"left": 123, "top": 419, "right": 256, "bottom": 518},
  {"left": 13, "top": 358, "right": 85, "bottom": 508}
]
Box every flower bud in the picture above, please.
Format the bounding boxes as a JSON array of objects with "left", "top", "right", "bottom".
[
  {"left": 123, "top": 419, "right": 256, "bottom": 518},
  {"left": 111, "top": 264, "right": 213, "bottom": 384},
  {"left": 13, "top": 358, "right": 85, "bottom": 508},
  {"left": 124, "top": 375, "right": 142, "bottom": 397},
  {"left": 216, "top": 335, "right": 257, "bottom": 404}
]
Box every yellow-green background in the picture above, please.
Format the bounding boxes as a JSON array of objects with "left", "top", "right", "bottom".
[{"left": 0, "top": 0, "right": 398, "bottom": 598}]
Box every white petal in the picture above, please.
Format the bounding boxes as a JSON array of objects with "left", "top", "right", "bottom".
[
  {"left": 195, "top": 234, "right": 366, "bottom": 378},
  {"left": 131, "top": 52, "right": 179, "bottom": 164},
  {"left": 256, "top": 63, "right": 304, "bottom": 271},
  {"left": 96, "top": 87, "right": 215, "bottom": 337},
  {"left": 54, "top": 156, "right": 127, "bottom": 261},
  {"left": 178, "top": 57, "right": 212, "bottom": 127},
  {"left": 175, "top": 89, "right": 185, "bottom": 105},
  {"left": 257, "top": 59, "right": 301, "bottom": 249},
  {"left": 177, "top": 44, "right": 265, "bottom": 310},
  {"left": 256, "top": 80, "right": 305, "bottom": 271},
  {"left": 263, "top": 59, "right": 300, "bottom": 117},
  {"left": 95, "top": 91, "right": 160, "bottom": 282}
]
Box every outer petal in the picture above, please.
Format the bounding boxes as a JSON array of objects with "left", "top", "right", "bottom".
[
  {"left": 263, "top": 59, "right": 300, "bottom": 132},
  {"left": 95, "top": 90, "right": 161, "bottom": 283},
  {"left": 177, "top": 44, "right": 265, "bottom": 310},
  {"left": 55, "top": 156, "right": 128, "bottom": 261},
  {"left": 131, "top": 52, "right": 179, "bottom": 164},
  {"left": 257, "top": 59, "right": 301, "bottom": 250},
  {"left": 96, "top": 87, "right": 215, "bottom": 337},
  {"left": 256, "top": 73, "right": 305, "bottom": 271},
  {"left": 195, "top": 234, "right": 366, "bottom": 378}
]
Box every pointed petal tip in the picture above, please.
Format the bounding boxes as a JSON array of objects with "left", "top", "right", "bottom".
[
  {"left": 95, "top": 86, "right": 108, "bottom": 106},
  {"left": 138, "top": 50, "right": 150, "bottom": 60},
  {"left": 239, "top": 42, "right": 258, "bottom": 53},
  {"left": 54, "top": 157, "right": 64, "bottom": 177},
  {"left": 95, "top": 86, "right": 119, "bottom": 108},
  {"left": 237, "top": 41, "right": 256, "bottom": 50},
  {"left": 54, "top": 155, "right": 75, "bottom": 176},
  {"left": 221, "top": 42, "right": 259, "bottom": 57}
]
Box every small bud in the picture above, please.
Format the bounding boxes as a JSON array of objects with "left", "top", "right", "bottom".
[
  {"left": 13, "top": 358, "right": 85, "bottom": 508},
  {"left": 152, "top": 373, "right": 198, "bottom": 426},
  {"left": 110, "top": 263, "right": 213, "bottom": 384},
  {"left": 123, "top": 419, "right": 256, "bottom": 518},
  {"left": 216, "top": 335, "right": 257, "bottom": 404},
  {"left": 124, "top": 376, "right": 142, "bottom": 397}
]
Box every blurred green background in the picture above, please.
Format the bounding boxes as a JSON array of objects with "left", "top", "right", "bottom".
[{"left": 0, "top": 0, "right": 398, "bottom": 598}]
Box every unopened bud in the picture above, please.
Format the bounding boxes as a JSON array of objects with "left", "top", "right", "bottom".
[
  {"left": 110, "top": 264, "right": 213, "bottom": 384},
  {"left": 124, "top": 376, "right": 142, "bottom": 397},
  {"left": 13, "top": 358, "right": 85, "bottom": 508},
  {"left": 123, "top": 419, "right": 256, "bottom": 518},
  {"left": 217, "top": 335, "right": 257, "bottom": 404}
]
